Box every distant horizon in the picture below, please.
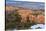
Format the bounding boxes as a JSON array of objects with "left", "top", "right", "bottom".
[
  {"left": 6, "top": 1, "right": 45, "bottom": 9},
  {"left": 6, "top": 0, "right": 44, "bottom": 2}
]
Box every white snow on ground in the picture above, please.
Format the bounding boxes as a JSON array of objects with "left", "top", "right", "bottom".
[
  {"left": 6, "top": 24, "right": 45, "bottom": 31},
  {"left": 30, "top": 24, "right": 45, "bottom": 29}
]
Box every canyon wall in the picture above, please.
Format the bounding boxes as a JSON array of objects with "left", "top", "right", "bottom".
[{"left": 6, "top": 6, "right": 45, "bottom": 24}]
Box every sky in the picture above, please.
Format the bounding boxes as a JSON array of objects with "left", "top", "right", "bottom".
[
  {"left": 6, "top": 0, "right": 44, "bottom": 9},
  {"left": 6, "top": 0, "right": 44, "bottom": 2}
]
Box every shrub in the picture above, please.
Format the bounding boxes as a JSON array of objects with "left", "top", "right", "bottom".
[{"left": 6, "top": 10, "right": 22, "bottom": 30}]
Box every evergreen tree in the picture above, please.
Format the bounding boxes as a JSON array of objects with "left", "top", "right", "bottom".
[{"left": 6, "top": 10, "right": 22, "bottom": 30}]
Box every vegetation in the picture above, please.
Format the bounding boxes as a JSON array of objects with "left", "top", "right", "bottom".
[
  {"left": 6, "top": 8, "right": 45, "bottom": 30},
  {"left": 6, "top": 10, "right": 22, "bottom": 30},
  {"left": 6, "top": 10, "right": 37, "bottom": 30}
]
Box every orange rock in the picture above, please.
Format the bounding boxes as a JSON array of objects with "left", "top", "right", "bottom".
[
  {"left": 17, "top": 9, "right": 32, "bottom": 23},
  {"left": 31, "top": 15, "right": 36, "bottom": 21},
  {"left": 37, "top": 15, "right": 45, "bottom": 24},
  {"left": 29, "top": 15, "right": 36, "bottom": 23}
]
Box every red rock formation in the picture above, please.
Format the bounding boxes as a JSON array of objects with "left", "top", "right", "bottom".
[
  {"left": 17, "top": 9, "right": 32, "bottom": 23},
  {"left": 29, "top": 15, "right": 36, "bottom": 23},
  {"left": 6, "top": 6, "right": 45, "bottom": 24},
  {"left": 37, "top": 15, "right": 45, "bottom": 24}
]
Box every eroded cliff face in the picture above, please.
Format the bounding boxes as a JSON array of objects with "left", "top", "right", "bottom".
[
  {"left": 37, "top": 15, "right": 45, "bottom": 24},
  {"left": 17, "top": 9, "right": 45, "bottom": 24},
  {"left": 17, "top": 9, "right": 32, "bottom": 23},
  {"left": 6, "top": 6, "right": 45, "bottom": 24}
]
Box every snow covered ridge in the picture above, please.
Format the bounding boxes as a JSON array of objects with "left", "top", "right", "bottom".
[
  {"left": 12, "top": 24, "right": 45, "bottom": 31},
  {"left": 30, "top": 24, "right": 45, "bottom": 29}
]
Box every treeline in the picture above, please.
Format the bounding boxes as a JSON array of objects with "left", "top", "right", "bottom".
[
  {"left": 6, "top": 10, "right": 33, "bottom": 30},
  {"left": 5, "top": 9, "right": 45, "bottom": 30}
]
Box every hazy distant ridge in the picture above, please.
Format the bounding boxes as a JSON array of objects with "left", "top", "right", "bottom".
[{"left": 6, "top": 1, "right": 45, "bottom": 9}]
